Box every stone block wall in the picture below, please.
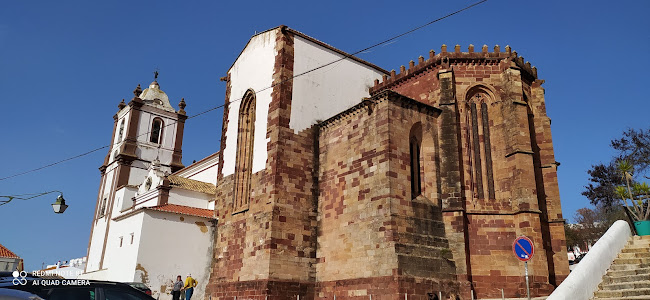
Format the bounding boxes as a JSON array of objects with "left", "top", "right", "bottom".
[
  {"left": 370, "top": 46, "right": 568, "bottom": 298},
  {"left": 206, "top": 28, "right": 318, "bottom": 300},
  {"left": 315, "top": 92, "right": 460, "bottom": 299},
  {"left": 205, "top": 39, "right": 568, "bottom": 300}
]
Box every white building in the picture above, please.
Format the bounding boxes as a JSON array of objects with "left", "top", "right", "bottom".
[
  {"left": 37, "top": 257, "right": 86, "bottom": 279},
  {"left": 0, "top": 243, "right": 22, "bottom": 272},
  {"left": 80, "top": 81, "right": 218, "bottom": 300}
]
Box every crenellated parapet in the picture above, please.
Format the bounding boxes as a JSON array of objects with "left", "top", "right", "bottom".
[{"left": 369, "top": 44, "right": 539, "bottom": 94}]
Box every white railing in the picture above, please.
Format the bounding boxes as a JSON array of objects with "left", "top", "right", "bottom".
[{"left": 547, "top": 220, "right": 632, "bottom": 300}]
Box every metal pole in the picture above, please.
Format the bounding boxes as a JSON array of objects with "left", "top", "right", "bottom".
[
  {"left": 471, "top": 290, "right": 474, "bottom": 300},
  {"left": 439, "top": 291, "right": 442, "bottom": 300},
  {"left": 525, "top": 261, "right": 531, "bottom": 300},
  {"left": 501, "top": 288, "right": 504, "bottom": 300}
]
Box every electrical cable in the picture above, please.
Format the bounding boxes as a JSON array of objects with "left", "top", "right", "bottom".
[{"left": 0, "top": 0, "right": 488, "bottom": 182}]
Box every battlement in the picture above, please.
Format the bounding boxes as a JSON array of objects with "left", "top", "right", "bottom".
[{"left": 370, "top": 44, "right": 539, "bottom": 94}]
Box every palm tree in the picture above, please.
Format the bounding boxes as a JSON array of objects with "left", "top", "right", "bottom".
[{"left": 616, "top": 160, "right": 650, "bottom": 221}]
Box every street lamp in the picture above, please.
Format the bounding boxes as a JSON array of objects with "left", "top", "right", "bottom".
[
  {"left": 0, "top": 190, "right": 68, "bottom": 214},
  {"left": 51, "top": 194, "right": 68, "bottom": 214}
]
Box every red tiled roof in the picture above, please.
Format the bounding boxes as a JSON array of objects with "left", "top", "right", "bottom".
[
  {"left": 0, "top": 243, "right": 20, "bottom": 259},
  {"left": 146, "top": 204, "right": 215, "bottom": 219}
]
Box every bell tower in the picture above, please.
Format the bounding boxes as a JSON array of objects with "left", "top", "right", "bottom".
[{"left": 84, "top": 78, "right": 187, "bottom": 273}]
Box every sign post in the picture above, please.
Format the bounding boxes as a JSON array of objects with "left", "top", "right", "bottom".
[{"left": 513, "top": 236, "right": 534, "bottom": 300}]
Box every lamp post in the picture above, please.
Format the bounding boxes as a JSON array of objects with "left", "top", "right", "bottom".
[{"left": 0, "top": 190, "right": 68, "bottom": 214}]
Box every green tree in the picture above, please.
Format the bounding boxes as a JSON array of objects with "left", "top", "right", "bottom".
[
  {"left": 565, "top": 205, "right": 626, "bottom": 251},
  {"left": 583, "top": 128, "right": 650, "bottom": 209}
]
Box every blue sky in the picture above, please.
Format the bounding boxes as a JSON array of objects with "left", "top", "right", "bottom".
[{"left": 1, "top": 0, "right": 648, "bottom": 271}]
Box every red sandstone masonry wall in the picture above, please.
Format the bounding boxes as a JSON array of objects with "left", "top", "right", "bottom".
[
  {"left": 376, "top": 46, "right": 567, "bottom": 298},
  {"left": 264, "top": 27, "right": 318, "bottom": 287},
  {"left": 316, "top": 93, "right": 460, "bottom": 299},
  {"left": 206, "top": 27, "right": 318, "bottom": 300},
  {"left": 317, "top": 98, "right": 397, "bottom": 286}
]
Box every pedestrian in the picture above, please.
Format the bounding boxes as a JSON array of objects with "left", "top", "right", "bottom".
[
  {"left": 184, "top": 273, "right": 197, "bottom": 300},
  {"left": 171, "top": 275, "right": 183, "bottom": 300}
]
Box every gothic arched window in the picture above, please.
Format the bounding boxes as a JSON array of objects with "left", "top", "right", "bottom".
[
  {"left": 233, "top": 90, "right": 256, "bottom": 211},
  {"left": 150, "top": 118, "right": 163, "bottom": 144},
  {"left": 467, "top": 91, "right": 495, "bottom": 200},
  {"left": 410, "top": 122, "right": 423, "bottom": 199}
]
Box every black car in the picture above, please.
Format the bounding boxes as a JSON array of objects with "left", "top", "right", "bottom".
[
  {"left": 1, "top": 279, "right": 155, "bottom": 300},
  {"left": 125, "top": 282, "right": 152, "bottom": 296}
]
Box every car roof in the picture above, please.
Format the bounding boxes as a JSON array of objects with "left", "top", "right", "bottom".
[{"left": 0, "top": 288, "right": 45, "bottom": 300}]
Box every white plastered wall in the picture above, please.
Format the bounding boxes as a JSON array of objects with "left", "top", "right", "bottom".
[
  {"left": 290, "top": 36, "right": 385, "bottom": 133},
  {"left": 174, "top": 154, "right": 219, "bottom": 186},
  {"left": 222, "top": 30, "right": 277, "bottom": 176},
  {"left": 168, "top": 189, "right": 213, "bottom": 209},
  {"left": 102, "top": 212, "right": 144, "bottom": 282},
  {"left": 137, "top": 211, "right": 214, "bottom": 300},
  {"left": 85, "top": 162, "right": 118, "bottom": 273},
  {"left": 0, "top": 258, "right": 21, "bottom": 272},
  {"left": 81, "top": 212, "right": 144, "bottom": 281}
]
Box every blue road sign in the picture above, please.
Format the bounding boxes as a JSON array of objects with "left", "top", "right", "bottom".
[{"left": 513, "top": 236, "right": 534, "bottom": 262}]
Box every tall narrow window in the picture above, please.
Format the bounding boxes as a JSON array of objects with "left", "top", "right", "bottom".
[
  {"left": 117, "top": 120, "right": 124, "bottom": 142},
  {"left": 481, "top": 102, "right": 495, "bottom": 199},
  {"left": 410, "top": 123, "right": 422, "bottom": 199},
  {"left": 233, "top": 90, "right": 256, "bottom": 211},
  {"left": 99, "top": 197, "right": 107, "bottom": 218},
  {"left": 470, "top": 102, "right": 484, "bottom": 199},
  {"left": 150, "top": 118, "right": 163, "bottom": 144},
  {"left": 468, "top": 91, "right": 495, "bottom": 199}
]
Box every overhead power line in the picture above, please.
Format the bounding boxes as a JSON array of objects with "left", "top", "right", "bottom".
[{"left": 0, "top": 0, "right": 488, "bottom": 182}]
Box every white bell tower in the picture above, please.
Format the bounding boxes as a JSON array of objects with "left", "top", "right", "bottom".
[{"left": 84, "top": 77, "right": 187, "bottom": 273}]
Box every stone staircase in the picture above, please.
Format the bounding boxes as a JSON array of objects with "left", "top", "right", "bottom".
[{"left": 592, "top": 235, "right": 650, "bottom": 300}]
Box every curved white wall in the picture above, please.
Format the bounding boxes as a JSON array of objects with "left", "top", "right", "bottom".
[{"left": 547, "top": 220, "right": 632, "bottom": 300}]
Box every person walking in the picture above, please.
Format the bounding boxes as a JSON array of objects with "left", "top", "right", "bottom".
[
  {"left": 184, "top": 273, "right": 197, "bottom": 300},
  {"left": 171, "top": 275, "right": 183, "bottom": 300}
]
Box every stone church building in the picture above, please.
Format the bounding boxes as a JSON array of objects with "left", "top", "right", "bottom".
[{"left": 83, "top": 26, "right": 569, "bottom": 299}]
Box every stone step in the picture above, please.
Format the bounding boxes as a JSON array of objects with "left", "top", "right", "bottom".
[
  {"left": 619, "top": 252, "right": 650, "bottom": 259},
  {"left": 629, "top": 242, "right": 650, "bottom": 248},
  {"left": 594, "top": 287, "right": 650, "bottom": 298},
  {"left": 622, "top": 246, "right": 650, "bottom": 253},
  {"left": 613, "top": 257, "right": 650, "bottom": 265},
  {"left": 602, "top": 273, "right": 650, "bottom": 284},
  {"left": 607, "top": 267, "right": 650, "bottom": 277},
  {"left": 593, "top": 296, "right": 650, "bottom": 300},
  {"left": 610, "top": 262, "right": 650, "bottom": 271},
  {"left": 629, "top": 239, "right": 650, "bottom": 246},
  {"left": 599, "top": 280, "right": 650, "bottom": 291}
]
